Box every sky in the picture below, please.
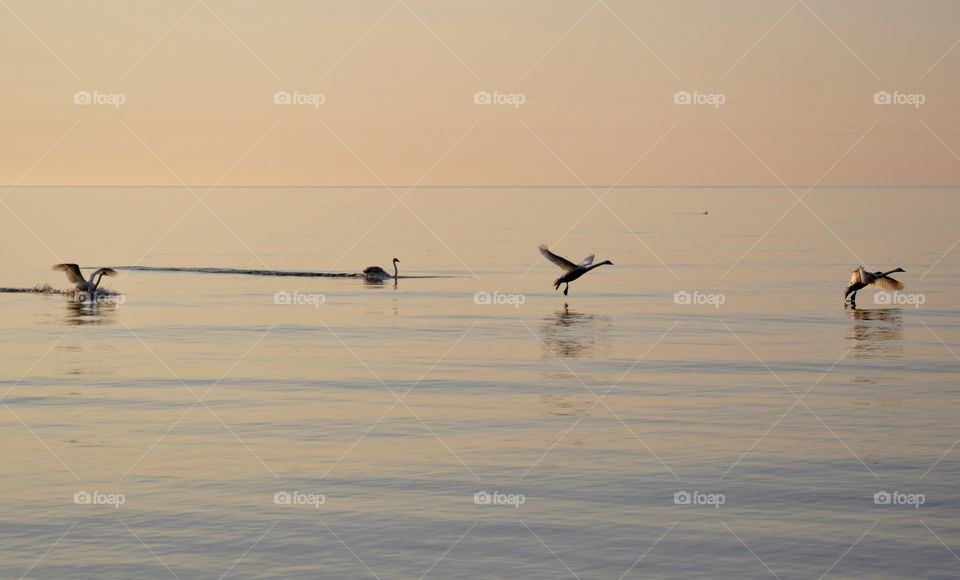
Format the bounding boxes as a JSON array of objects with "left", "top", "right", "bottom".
[{"left": 1, "top": 0, "right": 959, "bottom": 186}]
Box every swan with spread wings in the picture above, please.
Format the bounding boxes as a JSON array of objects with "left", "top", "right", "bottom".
[{"left": 538, "top": 244, "right": 613, "bottom": 296}]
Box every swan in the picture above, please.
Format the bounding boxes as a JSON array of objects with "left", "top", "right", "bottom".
[
  {"left": 363, "top": 258, "right": 399, "bottom": 281},
  {"left": 538, "top": 244, "right": 613, "bottom": 296},
  {"left": 52, "top": 263, "right": 118, "bottom": 293},
  {"left": 844, "top": 266, "right": 905, "bottom": 303}
]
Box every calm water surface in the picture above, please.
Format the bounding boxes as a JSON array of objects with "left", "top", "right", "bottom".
[{"left": 1, "top": 188, "right": 958, "bottom": 579}]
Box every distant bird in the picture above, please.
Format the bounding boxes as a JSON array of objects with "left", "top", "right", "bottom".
[
  {"left": 539, "top": 244, "right": 613, "bottom": 296},
  {"left": 844, "top": 266, "right": 905, "bottom": 303},
  {"left": 363, "top": 258, "right": 399, "bottom": 281},
  {"left": 52, "top": 263, "right": 117, "bottom": 293}
]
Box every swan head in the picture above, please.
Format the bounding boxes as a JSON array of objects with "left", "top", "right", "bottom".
[
  {"left": 392, "top": 258, "right": 400, "bottom": 264},
  {"left": 894, "top": 267, "right": 905, "bottom": 273},
  {"left": 600, "top": 260, "right": 614, "bottom": 266}
]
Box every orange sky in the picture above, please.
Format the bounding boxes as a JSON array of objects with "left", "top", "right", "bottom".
[{"left": 1, "top": 0, "right": 958, "bottom": 186}]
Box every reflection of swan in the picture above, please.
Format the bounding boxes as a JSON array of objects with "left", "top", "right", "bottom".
[
  {"left": 844, "top": 266, "right": 905, "bottom": 305},
  {"left": 363, "top": 258, "right": 399, "bottom": 281},
  {"left": 540, "top": 304, "right": 610, "bottom": 358},
  {"left": 53, "top": 263, "right": 117, "bottom": 293},
  {"left": 847, "top": 307, "right": 903, "bottom": 360},
  {"left": 538, "top": 245, "right": 613, "bottom": 296},
  {"left": 62, "top": 297, "right": 116, "bottom": 326}
]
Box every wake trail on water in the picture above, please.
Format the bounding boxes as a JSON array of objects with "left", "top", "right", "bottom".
[
  {"left": 0, "top": 284, "right": 124, "bottom": 296},
  {"left": 115, "top": 266, "right": 461, "bottom": 279},
  {"left": 0, "top": 283, "right": 65, "bottom": 294}
]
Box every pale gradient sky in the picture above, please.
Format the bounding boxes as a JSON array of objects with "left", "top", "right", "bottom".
[{"left": 1, "top": 0, "right": 959, "bottom": 186}]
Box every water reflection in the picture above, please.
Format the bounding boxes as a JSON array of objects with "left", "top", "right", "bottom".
[
  {"left": 846, "top": 307, "right": 903, "bottom": 360},
  {"left": 62, "top": 296, "right": 117, "bottom": 326},
  {"left": 540, "top": 304, "right": 610, "bottom": 358},
  {"left": 362, "top": 278, "right": 397, "bottom": 290}
]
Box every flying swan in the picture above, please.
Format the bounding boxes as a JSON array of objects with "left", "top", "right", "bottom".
[
  {"left": 52, "top": 263, "right": 117, "bottom": 294},
  {"left": 844, "top": 266, "right": 905, "bottom": 304},
  {"left": 538, "top": 244, "right": 613, "bottom": 296}
]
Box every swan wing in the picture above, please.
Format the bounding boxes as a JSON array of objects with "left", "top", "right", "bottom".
[
  {"left": 363, "top": 266, "right": 385, "bottom": 275},
  {"left": 538, "top": 244, "right": 577, "bottom": 271},
  {"left": 52, "top": 263, "right": 84, "bottom": 284},
  {"left": 578, "top": 254, "right": 595, "bottom": 268},
  {"left": 850, "top": 267, "right": 867, "bottom": 286},
  {"left": 93, "top": 267, "right": 118, "bottom": 278},
  {"left": 873, "top": 275, "right": 904, "bottom": 291}
]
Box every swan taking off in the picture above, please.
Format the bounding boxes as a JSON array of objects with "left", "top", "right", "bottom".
[
  {"left": 538, "top": 244, "right": 613, "bottom": 296},
  {"left": 53, "top": 263, "right": 117, "bottom": 293},
  {"left": 844, "top": 266, "right": 905, "bottom": 303},
  {"left": 363, "top": 258, "right": 399, "bottom": 281}
]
